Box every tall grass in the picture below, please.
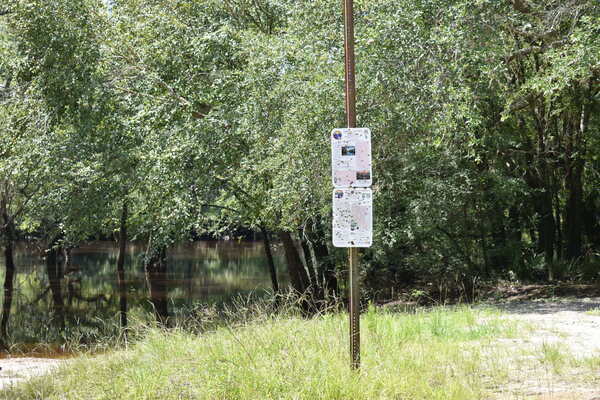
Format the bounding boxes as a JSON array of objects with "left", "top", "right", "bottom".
[
  {"left": 539, "top": 342, "right": 566, "bottom": 374},
  {"left": 1, "top": 301, "right": 522, "bottom": 400}
]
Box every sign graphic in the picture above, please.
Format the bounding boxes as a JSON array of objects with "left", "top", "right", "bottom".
[
  {"left": 332, "top": 188, "right": 373, "bottom": 248},
  {"left": 331, "top": 128, "right": 372, "bottom": 188}
]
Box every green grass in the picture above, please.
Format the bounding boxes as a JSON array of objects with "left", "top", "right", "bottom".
[
  {"left": 578, "top": 355, "right": 600, "bottom": 372},
  {"left": 538, "top": 342, "right": 567, "bottom": 373},
  {"left": 1, "top": 305, "right": 520, "bottom": 400},
  {"left": 568, "top": 353, "right": 600, "bottom": 384},
  {"left": 585, "top": 307, "right": 600, "bottom": 316}
]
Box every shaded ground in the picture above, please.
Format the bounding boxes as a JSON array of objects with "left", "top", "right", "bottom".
[{"left": 489, "top": 284, "right": 600, "bottom": 302}]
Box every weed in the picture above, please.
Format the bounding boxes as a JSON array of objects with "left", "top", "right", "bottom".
[{"left": 539, "top": 342, "right": 567, "bottom": 373}]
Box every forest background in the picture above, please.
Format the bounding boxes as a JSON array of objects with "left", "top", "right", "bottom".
[{"left": 0, "top": 0, "right": 598, "bottom": 347}]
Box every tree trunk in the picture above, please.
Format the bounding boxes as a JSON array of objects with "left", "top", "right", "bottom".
[
  {"left": 65, "top": 248, "right": 80, "bottom": 308},
  {"left": 145, "top": 242, "right": 169, "bottom": 325},
  {"left": 564, "top": 158, "right": 584, "bottom": 261},
  {"left": 529, "top": 184, "right": 555, "bottom": 279},
  {"left": 301, "top": 233, "right": 326, "bottom": 303},
  {"left": 116, "top": 201, "right": 128, "bottom": 330},
  {"left": 185, "top": 261, "right": 193, "bottom": 307},
  {"left": 582, "top": 191, "right": 600, "bottom": 250},
  {"left": 260, "top": 227, "right": 279, "bottom": 294},
  {"left": 46, "top": 243, "right": 65, "bottom": 330},
  {"left": 488, "top": 206, "right": 509, "bottom": 274},
  {"left": 479, "top": 223, "right": 491, "bottom": 278},
  {"left": 508, "top": 206, "right": 523, "bottom": 274},
  {"left": 311, "top": 222, "right": 338, "bottom": 296},
  {"left": 577, "top": 98, "right": 595, "bottom": 256},
  {"left": 298, "top": 230, "right": 318, "bottom": 288},
  {"left": 1, "top": 218, "right": 15, "bottom": 343},
  {"left": 564, "top": 98, "right": 591, "bottom": 261},
  {"left": 527, "top": 111, "right": 556, "bottom": 279},
  {"left": 63, "top": 247, "right": 72, "bottom": 272},
  {"left": 279, "top": 231, "right": 309, "bottom": 294},
  {"left": 553, "top": 190, "right": 563, "bottom": 261},
  {"left": 539, "top": 194, "right": 556, "bottom": 281}
]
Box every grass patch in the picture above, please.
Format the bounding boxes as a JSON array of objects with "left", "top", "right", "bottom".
[
  {"left": 585, "top": 307, "right": 600, "bottom": 316},
  {"left": 538, "top": 342, "right": 567, "bottom": 373},
  {"left": 571, "top": 354, "right": 600, "bottom": 381},
  {"left": 580, "top": 355, "right": 600, "bottom": 377},
  {"left": 1, "top": 305, "right": 519, "bottom": 400}
]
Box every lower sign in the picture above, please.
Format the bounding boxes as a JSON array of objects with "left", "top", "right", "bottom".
[{"left": 332, "top": 188, "right": 373, "bottom": 248}]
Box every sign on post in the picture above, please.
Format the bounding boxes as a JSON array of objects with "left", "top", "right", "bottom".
[
  {"left": 332, "top": 188, "right": 373, "bottom": 248},
  {"left": 331, "top": 128, "right": 372, "bottom": 188},
  {"left": 331, "top": 127, "right": 373, "bottom": 249}
]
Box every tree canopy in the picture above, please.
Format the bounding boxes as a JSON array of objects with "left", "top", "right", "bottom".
[{"left": 0, "top": 0, "right": 598, "bottom": 326}]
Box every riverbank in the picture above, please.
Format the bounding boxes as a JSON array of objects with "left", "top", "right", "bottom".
[{"left": 1, "top": 300, "right": 598, "bottom": 400}]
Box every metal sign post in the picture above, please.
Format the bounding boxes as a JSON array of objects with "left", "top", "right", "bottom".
[
  {"left": 343, "top": 0, "right": 360, "bottom": 371},
  {"left": 349, "top": 246, "right": 360, "bottom": 369},
  {"left": 331, "top": 131, "right": 373, "bottom": 370}
]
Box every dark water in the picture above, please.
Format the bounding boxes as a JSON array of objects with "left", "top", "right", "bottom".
[{"left": 0, "top": 241, "right": 286, "bottom": 349}]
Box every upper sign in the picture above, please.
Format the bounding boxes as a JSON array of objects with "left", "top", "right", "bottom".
[
  {"left": 331, "top": 128, "right": 372, "bottom": 188},
  {"left": 332, "top": 188, "right": 373, "bottom": 248}
]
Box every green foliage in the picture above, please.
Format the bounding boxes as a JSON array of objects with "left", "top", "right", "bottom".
[
  {"left": 7, "top": 0, "right": 104, "bottom": 122},
  {"left": 1, "top": 0, "right": 599, "bottom": 317}
]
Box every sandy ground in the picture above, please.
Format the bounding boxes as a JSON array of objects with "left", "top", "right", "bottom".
[
  {"left": 495, "top": 297, "right": 600, "bottom": 358},
  {"left": 0, "top": 357, "right": 65, "bottom": 390},
  {"left": 491, "top": 297, "right": 600, "bottom": 400}
]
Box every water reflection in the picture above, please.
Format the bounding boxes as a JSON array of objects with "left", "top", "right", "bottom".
[{"left": 0, "top": 241, "right": 286, "bottom": 348}]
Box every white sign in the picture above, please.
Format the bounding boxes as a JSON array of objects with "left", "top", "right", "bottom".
[
  {"left": 331, "top": 128, "right": 372, "bottom": 188},
  {"left": 332, "top": 188, "right": 373, "bottom": 248}
]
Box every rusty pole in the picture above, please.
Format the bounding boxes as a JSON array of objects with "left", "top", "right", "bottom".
[
  {"left": 343, "top": 0, "right": 357, "bottom": 128},
  {"left": 343, "top": 0, "right": 360, "bottom": 370}
]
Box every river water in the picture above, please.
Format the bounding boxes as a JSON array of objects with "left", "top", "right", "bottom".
[{"left": 0, "top": 240, "right": 286, "bottom": 349}]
